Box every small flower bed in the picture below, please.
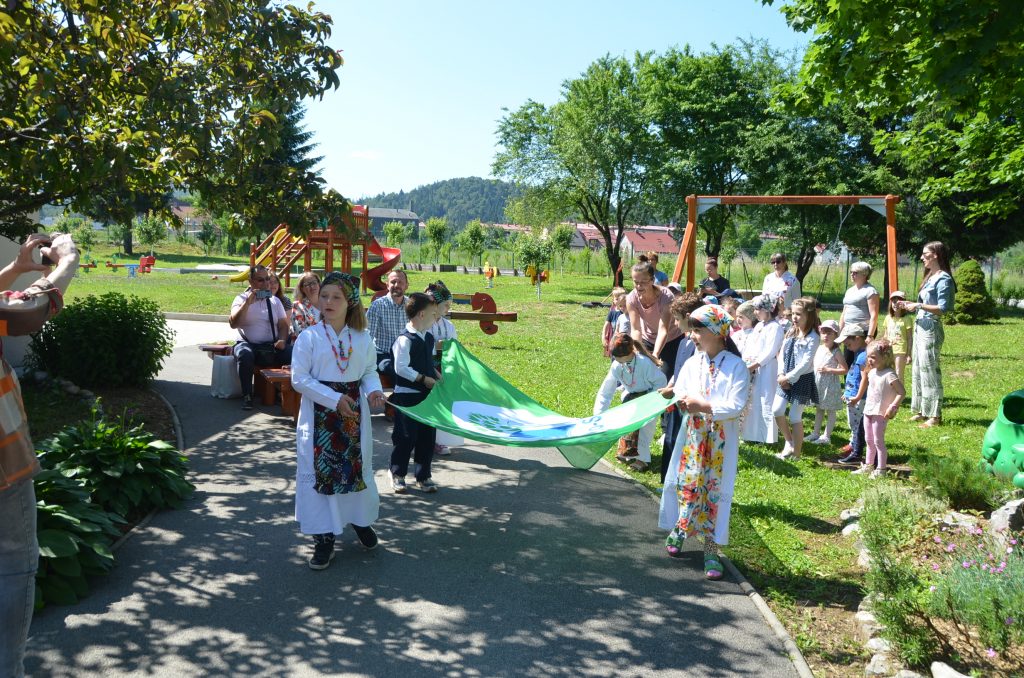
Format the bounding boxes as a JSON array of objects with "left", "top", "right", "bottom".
[{"left": 861, "top": 483, "right": 1024, "bottom": 675}]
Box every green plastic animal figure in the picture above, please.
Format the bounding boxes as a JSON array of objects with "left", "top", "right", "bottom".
[{"left": 981, "top": 389, "right": 1024, "bottom": 489}]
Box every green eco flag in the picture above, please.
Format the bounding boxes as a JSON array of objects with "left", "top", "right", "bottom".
[{"left": 392, "top": 339, "right": 671, "bottom": 469}]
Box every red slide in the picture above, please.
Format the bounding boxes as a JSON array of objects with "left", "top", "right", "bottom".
[{"left": 362, "top": 234, "right": 402, "bottom": 293}]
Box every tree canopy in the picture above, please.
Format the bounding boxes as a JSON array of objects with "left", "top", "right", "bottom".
[{"left": 0, "top": 0, "right": 344, "bottom": 240}]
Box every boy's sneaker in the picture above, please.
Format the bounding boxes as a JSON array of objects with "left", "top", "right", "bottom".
[
  {"left": 352, "top": 525, "right": 378, "bottom": 550},
  {"left": 851, "top": 464, "right": 871, "bottom": 475},
  {"left": 434, "top": 444, "right": 451, "bottom": 456},
  {"left": 415, "top": 478, "right": 439, "bottom": 493},
  {"left": 870, "top": 468, "right": 887, "bottom": 479},
  {"left": 838, "top": 451, "right": 861, "bottom": 465},
  {"left": 391, "top": 474, "right": 408, "bottom": 494},
  {"left": 810, "top": 435, "right": 829, "bottom": 445},
  {"left": 308, "top": 542, "right": 335, "bottom": 570},
  {"left": 242, "top": 395, "right": 253, "bottom": 411}
]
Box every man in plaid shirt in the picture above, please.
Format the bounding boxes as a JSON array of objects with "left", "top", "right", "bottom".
[{"left": 367, "top": 269, "right": 409, "bottom": 373}]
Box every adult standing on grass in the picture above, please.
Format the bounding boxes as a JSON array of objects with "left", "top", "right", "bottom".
[
  {"left": 761, "top": 252, "right": 802, "bottom": 309},
  {"left": 840, "top": 261, "right": 880, "bottom": 343},
  {"left": 627, "top": 261, "right": 683, "bottom": 382},
  {"left": 290, "top": 272, "right": 386, "bottom": 570},
  {"left": 290, "top": 272, "right": 322, "bottom": 337},
  {"left": 0, "top": 233, "right": 78, "bottom": 678},
  {"left": 902, "top": 241, "right": 955, "bottom": 428},
  {"left": 367, "top": 269, "right": 409, "bottom": 376},
  {"left": 229, "top": 265, "right": 291, "bottom": 411}
]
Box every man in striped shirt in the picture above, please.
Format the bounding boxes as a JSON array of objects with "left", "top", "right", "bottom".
[{"left": 367, "top": 269, "right": 409, "bottom": 373}]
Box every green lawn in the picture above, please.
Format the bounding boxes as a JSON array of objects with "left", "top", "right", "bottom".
[{"left": 58, "top": 265, "right": 1022, "bottom": 671}]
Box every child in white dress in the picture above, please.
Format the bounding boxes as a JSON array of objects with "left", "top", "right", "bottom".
[
  {"left": 741, "top": 294, "right": 785, "bottom": 444},
  {"left": 594, "top": 333, "right": 667, "bottom": 472},
  {"left": 659, "top": 305, "right": 750, "bottom": 580},
  {"left": 773, "top": 298, "right": 821, "bottom": 461}
]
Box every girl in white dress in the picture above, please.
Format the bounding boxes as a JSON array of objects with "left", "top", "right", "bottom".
[
  {"left": 772, "top": 298, "right": 821, "bottom": 461},
  {"left": 741, "top": 294, "right": 785, "bottom": 444},
  {"left": 291, "top": 272, "right": 387, "bottom": 570},
  {"left": 659, "top": 305, "right": 750, "bottom": 580},
  {"left": 594, "top": 333, "right": 667, "bottom": 472}
]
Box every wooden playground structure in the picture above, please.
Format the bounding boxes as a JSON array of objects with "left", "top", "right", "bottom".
[
  {"left": 246, "top": 205, "right": 517, "bottom": 335},
  {"left": 671, "top": 194, "right": 901, "bottom": 295}
]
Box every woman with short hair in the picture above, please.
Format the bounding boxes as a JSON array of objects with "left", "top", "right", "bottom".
[
  {"left": 761, "top": 253, "right": 802, "bottom": 309},
  {"left": 840, "top": 261, "right": 880, "bottom": 340}
]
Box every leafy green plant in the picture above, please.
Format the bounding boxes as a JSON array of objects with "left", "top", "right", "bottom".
[
  {"left": 950, "top": 259, "right": 998, "bottom": 324},
  {"left": 860, "top": 484, "right": 946, "bottom": 666},
  {"left": 925, "top": 526, "right": 1024, "bottom": 652},
  {"left": 33, "top": 468, "right": 124, "bottom": 608},
  {"left": 38, "top": 409, "right": 194, "bottom": 522},
  {"left": 30, "top": 292, "right": 174, "bottom": 387},
  {"left": 911, "top": 451, "right": 1007, "bottom": 513}
]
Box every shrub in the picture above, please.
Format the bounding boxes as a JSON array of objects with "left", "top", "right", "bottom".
[
  {"left": 30, "top": 292, "right": 174, "bottom": 387},
  {"left": 950, "top": 259, "right": 998, "bottom": 324},
  {"left": 33, "top": 468, "right": 123, "bottom": 608},
  {"left": 860, "top": 484, "right": 945, "bottom": 666},
  {"left": 911, "top": 451, "right": 1007, "bottom": 513},
  {"left": 38, "top": 408, "right": 194, "bottom": 522},
  {"left": 925, "top": 526, "right": 1024, "bottom": 652}
]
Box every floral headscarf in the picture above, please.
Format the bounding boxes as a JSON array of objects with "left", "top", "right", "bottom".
[
  {"left": 751, "top": 293, "right": 777, "bottom": 313},
  {"left": 321, "top": 271, "right": 361, "bottom": 307},
  {"left": 689, "top": 304, "right": 733, "bottom": 338},
  {"left": 426, "top": 280, "right": 452, "bottom": 304}
]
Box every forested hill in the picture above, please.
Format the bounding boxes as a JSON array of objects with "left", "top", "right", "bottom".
[{"left": 359, "top": 177, "right": 520, "bottom": 228}]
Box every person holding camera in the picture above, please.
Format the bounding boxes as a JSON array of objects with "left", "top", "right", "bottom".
[
  {"left": 1, "top": 233, "right": 79, "bottom": 678},
  {"left": 230, "top": 265, "right": 292, "bottom": 410}
]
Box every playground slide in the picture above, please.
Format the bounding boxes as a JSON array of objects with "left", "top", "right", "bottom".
[
  {"left": 229, "top": 229, "right": 302, "bottom": 282},
  {"left": 361, "top": 234, "right": 402, "bottom": 292}
]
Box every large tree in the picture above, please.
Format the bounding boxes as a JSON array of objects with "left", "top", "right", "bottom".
[
  {"left": 494, "top": 54, "right": 659, "bottom": 284},
  {"left": 640, "top": 42, "right": 787, "bottom": 257},
  {"left": 0, "top": 0, "right": 344, "bottom": 240},
  {"left": 767, "top": 0, "right": 1024, "bottom": 256}
]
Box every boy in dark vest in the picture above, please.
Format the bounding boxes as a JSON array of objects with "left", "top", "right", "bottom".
[{"left": 389, "top": 292, "right": 441, "bottom": 493}]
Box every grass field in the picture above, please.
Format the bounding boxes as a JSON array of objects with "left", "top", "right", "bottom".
[{"left": 57, "top": 259, "right": 1023, "bottom": 674}]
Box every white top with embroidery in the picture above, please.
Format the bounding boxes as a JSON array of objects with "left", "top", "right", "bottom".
[{"left": 594, "top": 353, "right": 667, "bottom": 414}]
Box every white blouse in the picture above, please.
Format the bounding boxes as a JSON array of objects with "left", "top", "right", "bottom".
[
  {"left": 779, "top": 330, "right": 820, "bottom": 383},
  {"left": 594, "top": 354, "right": 667, "bottom": 414},
  {"left": 762, "top": 271, "right": 802, "bottom": 309}
]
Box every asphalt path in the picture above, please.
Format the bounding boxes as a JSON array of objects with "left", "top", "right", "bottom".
[{"left": 26, "top": 332, "right": 800, "bottom": 677}]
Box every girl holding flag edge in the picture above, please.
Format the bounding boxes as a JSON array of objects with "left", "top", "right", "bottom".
[{"left": 659, "top": 305, "right": 750, "bottom": 580}]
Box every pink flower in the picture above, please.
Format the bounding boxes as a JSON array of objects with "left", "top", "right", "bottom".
[
  {"left": 1006, "top": 617, "right": 1015, "bottom": 625},
  {"left": 934, "top": 536, "right": 943, "bottom": 543},
  {"left": 932, "top": 563, "right": 940, "bottom": 571},
  {"left": 986, "top": 648, "right": 997, "bottom": 658},
  {"left": 1011, "top": 538, "right": 1018, "bottom": 545},
  {"left": 929, "top": 585, "right": 937, "bottom": 592},
  {"left": 962, "top": 561, "right": 972, "bottom": 568},
  {"left": 946, "top": 544, "right": 956, "bottom": 552}
]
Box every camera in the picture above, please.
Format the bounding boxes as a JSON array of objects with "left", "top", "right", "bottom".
[{"left": 254, "top": 289, "right": 272, "bottom": 300}]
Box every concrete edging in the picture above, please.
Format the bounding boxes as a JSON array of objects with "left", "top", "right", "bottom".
[
  {"left": 110, "top": 388, "right": 186, "bottom": 554},
  {"left": 164, "top": 312, "right": 229, "bottom": 322},
  {"left": 598, "top": 457, "right": 816, "bottom": 678}
]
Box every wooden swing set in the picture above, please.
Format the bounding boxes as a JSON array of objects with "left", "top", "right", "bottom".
[{"left": 670, "top": 194, "right": 901, "bottom": 296}]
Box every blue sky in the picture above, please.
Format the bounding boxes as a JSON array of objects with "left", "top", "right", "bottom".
[{"left": 306, "top": 0, "right": 808, "bottom": 200}]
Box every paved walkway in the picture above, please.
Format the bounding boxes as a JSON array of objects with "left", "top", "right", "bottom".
[{"left": 26, "top": 332, "right": 801, "bottom": 677}]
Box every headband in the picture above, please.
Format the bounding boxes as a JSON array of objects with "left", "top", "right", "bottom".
[
  {"left": 321, "top": 271, "right": 361, "bottom": 307},
  {"left": 689, "top": 304, "right": 733, "bottom": 338},
  {"left": 426, "top": 280, "right": 452, "bottom": 304}
]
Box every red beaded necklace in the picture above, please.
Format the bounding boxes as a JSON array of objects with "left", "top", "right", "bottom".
[{"left": 322, "top": 320, "right": 353, "bottom": 372}]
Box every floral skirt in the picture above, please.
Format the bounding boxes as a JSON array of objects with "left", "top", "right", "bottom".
[
  {"left": 313, "top": 380, "right": 364, "bottom": 495},
  {"left": 666, "top": 413, "right": 726, "bottom": 548}
]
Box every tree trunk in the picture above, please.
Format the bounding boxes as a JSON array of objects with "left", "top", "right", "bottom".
[
  {"left": 607, "top": 249, "right": 622, "bottom": 287},
  {"left": 122, "top": 224, "right": 134, "bottom": 256}
]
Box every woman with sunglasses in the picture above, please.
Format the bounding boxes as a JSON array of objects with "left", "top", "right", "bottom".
[
  {"left": 839, "top": 261, "right": 879, "bottom": 341},
  {"left": 761, "top": 253, "right": 802, "bottom": 310}
]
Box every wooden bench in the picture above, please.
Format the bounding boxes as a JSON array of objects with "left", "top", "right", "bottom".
[{"left": 260, "top": 367, "right": 299, "bottom": 420}]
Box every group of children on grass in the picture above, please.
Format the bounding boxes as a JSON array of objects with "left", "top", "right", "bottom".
[{"left": 596, "top": 266, "right": 913, "bottom": 580}]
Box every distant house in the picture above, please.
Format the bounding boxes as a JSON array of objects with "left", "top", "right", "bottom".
[
  {"left": 571, "top": 224, "right": 680, "bottom": 259},
  {"left": 367, "top": 208, "right": 419, "bottom": 239}
]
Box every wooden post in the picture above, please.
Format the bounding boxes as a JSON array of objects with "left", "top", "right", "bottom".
[
  {"left": 885, "top": 194, "right": 899, "bottom": 297},
  {"left": 672, "top": 194, "right": 698, "bottom": 289}
]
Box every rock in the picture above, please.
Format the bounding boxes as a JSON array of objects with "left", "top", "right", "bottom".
[
  {"left": 856, "top": 610, "right": 882, "bottom": 641},
  {"left": 865, "top": 652, "right": 900, "bottom": 676},
  {"left": 893, "top": 671, "right": 927, "bottom": 678},
  {"left": 858, "top": 548, "right": 872, "bottom": 569},
  {"left": 990, "top": 498, "right": 1024, "bottom": 535},
  {"left": 79, "top": 390, "right": 94, "bottom": 399},
  {"left": 34, "top": 370, "right": 48, "bottom": 382},
  {"left": 931, "top": 661, "right": 970, "bottom": 678},
  {"left": 64, "top": 384, "right": 80, "bottom": 395},
  {"left": 866, "top": 637, "right": 893, "bottom": 653},
  {"left": 842, "top": 522, "right": 861, "bottom": 537},
  {"left": 841, "top": 507, "right": 862, "bottom": 522},
  {"left": 939, "top": 511, "right": 978, "bottom": 530}
]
